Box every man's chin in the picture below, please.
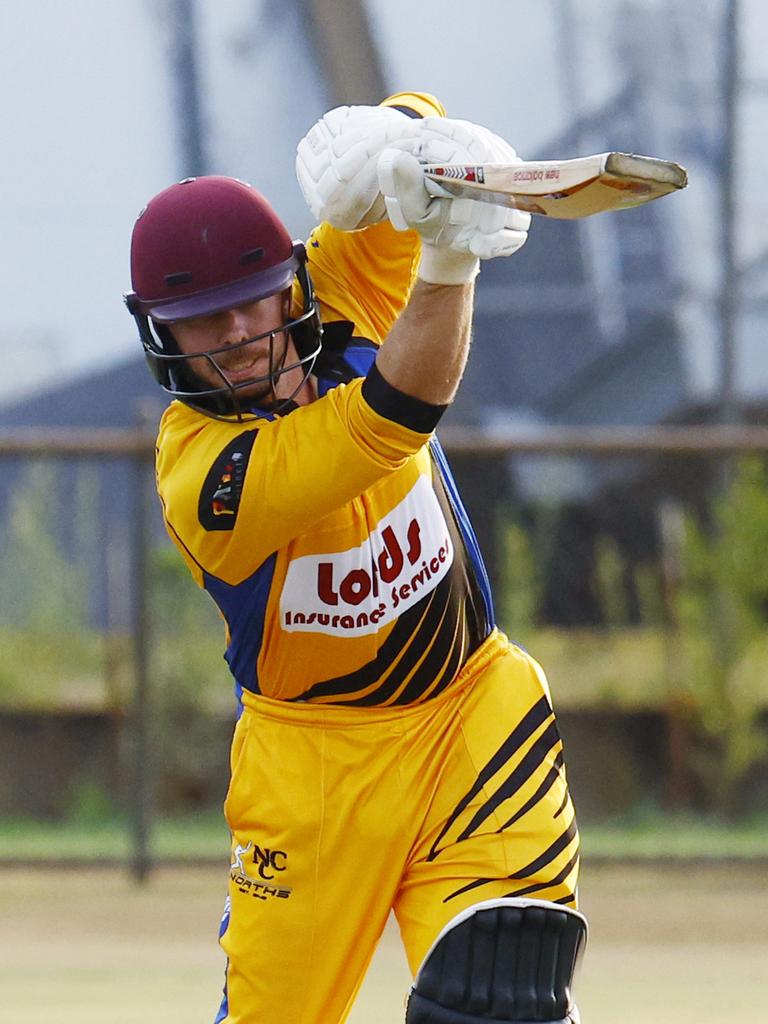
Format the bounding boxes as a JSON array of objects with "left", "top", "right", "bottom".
[{"left": 229, "top": 379, "right": 274, "bottom": 406}]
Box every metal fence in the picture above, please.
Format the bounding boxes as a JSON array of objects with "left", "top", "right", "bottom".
[{"left": 2, "top": 424, "right": 768, "bottom": 879}]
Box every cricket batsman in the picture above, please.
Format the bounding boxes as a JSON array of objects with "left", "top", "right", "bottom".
[{"left": 125, "top": 92, "right": 586, "bottom": 1024}]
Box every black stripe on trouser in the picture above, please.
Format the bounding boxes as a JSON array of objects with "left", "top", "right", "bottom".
[
  {"left": 496, "top": 751, "right": 565, "bottom": 832},
  {"left": 503, "top": 846, "right": 581, "bottom": 900},
  {"left": 427, "top": 696, "right": 554, "bottom": 861},
  {"left": 443, "top": 818, "right": 579, "bottom": 903},
  {"left": 553, "top": 781, "right": 570, "bottom": 818},
  {"left": 510, "top": 816, "right": 579, "bottom": 880},
  {"left": 454, "top": 721, "right": 563, "bottom": 843}
]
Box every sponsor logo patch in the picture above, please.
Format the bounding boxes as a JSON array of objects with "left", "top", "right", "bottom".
[
  {"left": 280, "top": 476, "right": 454, "bottom": 636},
  {"left": 198, "top": 431, "right": 257, "bottom": 531}
]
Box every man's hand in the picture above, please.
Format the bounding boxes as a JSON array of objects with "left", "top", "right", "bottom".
[
  {"left": 296, "top": 106, "right": 531, "bottom": 250},
  {"left": 379, "top": 117, "right": 530, "bottom": 284},
  {"left": 402, "top": 119, "right": 532, "bottom": 252},
  {"left": 296, "top": 105, "right": 423, "bottom": 230},
  {"left": 378, "top": 136, "right": 531, "bottom": 285}
]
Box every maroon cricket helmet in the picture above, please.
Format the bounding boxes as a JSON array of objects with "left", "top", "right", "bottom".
[
  {"left": 124, "top": 175, "right": 322, "bottom": 419},
  {"left": 128, "top": 176, "right": 300, "bottom": 321}
]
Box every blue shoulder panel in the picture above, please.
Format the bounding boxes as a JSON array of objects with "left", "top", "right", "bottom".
[
  {"left": 430, "top": 437, "right": 495, "bottom": 627},
  {"left": 316, "top": 342, "right": 377, "bottom": 398},
  {"left": 343, "top": 343, "right": 378, "bottom": 378},
  {"left": 204, "top": 552, "right": 277, "bottom": 697}
]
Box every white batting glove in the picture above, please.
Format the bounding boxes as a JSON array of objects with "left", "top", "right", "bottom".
[
  {"left": 378, "top": 148, "right": 530, "bottom": 285},
  {"left": 412, "top": 117, "right": 530, "bottom": 258},
  {"left": 379, "top": 117, "right": 530, "bottom": 283},
  {"left": 296, "top": 105, "right": 423, "bottom": 230},
  {"left": 377, "top": 149, "right": 478, "bottom": 283},
  {"left": 295, "top": 105, "right": 531, "bottom": 250}
]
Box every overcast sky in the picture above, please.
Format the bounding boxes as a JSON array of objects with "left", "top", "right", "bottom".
[{"left": 0, "top": 0, "right": 765, "bottom": 403}]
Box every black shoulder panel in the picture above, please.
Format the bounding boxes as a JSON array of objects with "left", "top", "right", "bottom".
[{"left": 198, "top": 431, "right": 257, "bottom": 532}]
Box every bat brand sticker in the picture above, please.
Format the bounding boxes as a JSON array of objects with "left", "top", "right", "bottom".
[
  {"left": 198, "top": 431, "right": 257, "bottom": 531},
  {"left": 430, "top": 165, "right": 484, "bottom": 183},
  {"left": 512, "top": 167, "right": 561, "bottom": 182}
]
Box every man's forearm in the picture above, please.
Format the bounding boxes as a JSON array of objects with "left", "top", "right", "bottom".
[{"left": 374, "top": 280, "right": 475, "bottom": 406}]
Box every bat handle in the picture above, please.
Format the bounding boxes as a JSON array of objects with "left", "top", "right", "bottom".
[{"left": 424, "top": 177, "right": 454, "bottom": 199}]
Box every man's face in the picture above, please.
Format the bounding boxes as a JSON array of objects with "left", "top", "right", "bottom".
[{"left": 168, "top": 291, "right": 302, "bottom": 405}]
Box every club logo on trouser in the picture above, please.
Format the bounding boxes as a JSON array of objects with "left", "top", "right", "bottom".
[{"left": 230, "top": 840, "right": 292, "bottom": 902}]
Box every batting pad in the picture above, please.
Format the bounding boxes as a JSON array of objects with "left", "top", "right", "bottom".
[{"left": 405, "top": 897, "right": 587, "bottom": 1023}]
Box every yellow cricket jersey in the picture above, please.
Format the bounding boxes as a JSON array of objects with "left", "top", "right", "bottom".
[{"left": 155, "top": 92, "right": 497, "bottom": 707}]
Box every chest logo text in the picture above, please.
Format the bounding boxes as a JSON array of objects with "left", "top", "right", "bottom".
[{"left": 280, "top": 477, "right": 453, "bottom": 636}]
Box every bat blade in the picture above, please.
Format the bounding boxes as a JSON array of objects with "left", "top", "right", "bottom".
[{"left": 423, "top": 152, "right": 688, "bottom": 219}]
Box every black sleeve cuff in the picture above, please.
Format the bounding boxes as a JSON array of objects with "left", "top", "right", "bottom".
[
  {"left": 362, "top": 362, "right": 447, "bottom": 433},
  {"left": 389, "top": 105, "right": 423, "bottom": 119}
]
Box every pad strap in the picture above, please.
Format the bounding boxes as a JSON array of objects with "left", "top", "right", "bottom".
[{"left": 407, "top": 993, "right": 577, "bottom": 1024}]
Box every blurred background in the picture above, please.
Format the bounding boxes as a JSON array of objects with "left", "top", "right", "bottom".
[{"left": 0, "top": 2, "right": 766, "bottom": 1022}]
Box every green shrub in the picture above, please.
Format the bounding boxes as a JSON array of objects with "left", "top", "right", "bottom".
[
  {"left": 0, "top": 462, "right": 89, "bottom": 631},
  {"left": 672, "top": 457, "right": 768, "bottom": 815},
  {"left": 497, "top": 459, "right": 768, "bottom": 817}
]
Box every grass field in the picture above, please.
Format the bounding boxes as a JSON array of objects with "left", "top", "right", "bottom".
[
  {"left": 0, "top": 862, "right": 765, "bottom": 1023},
  {"left": 3, "top": 809, "right": 768, "bottom": 862}
]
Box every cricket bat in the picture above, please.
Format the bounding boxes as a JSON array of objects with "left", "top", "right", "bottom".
[{"left": 423, "top": 152, "right": 688, "bottom": 219}]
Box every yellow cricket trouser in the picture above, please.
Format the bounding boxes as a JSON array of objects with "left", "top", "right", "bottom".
[{"left": 216, "top": 632, "right": 580, "bottom": 1024}]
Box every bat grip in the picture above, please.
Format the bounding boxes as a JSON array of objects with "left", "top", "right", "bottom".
[{"left": 424, "top": 178, "right": 454, "bottom": 199}]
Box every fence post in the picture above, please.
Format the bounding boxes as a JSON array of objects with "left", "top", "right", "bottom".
[
  {"left": 658, "top": 497, "right": 693, "bottom": 808},
  {"left": 129, "top": 422, "right": 155, "bottom": 883}
]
